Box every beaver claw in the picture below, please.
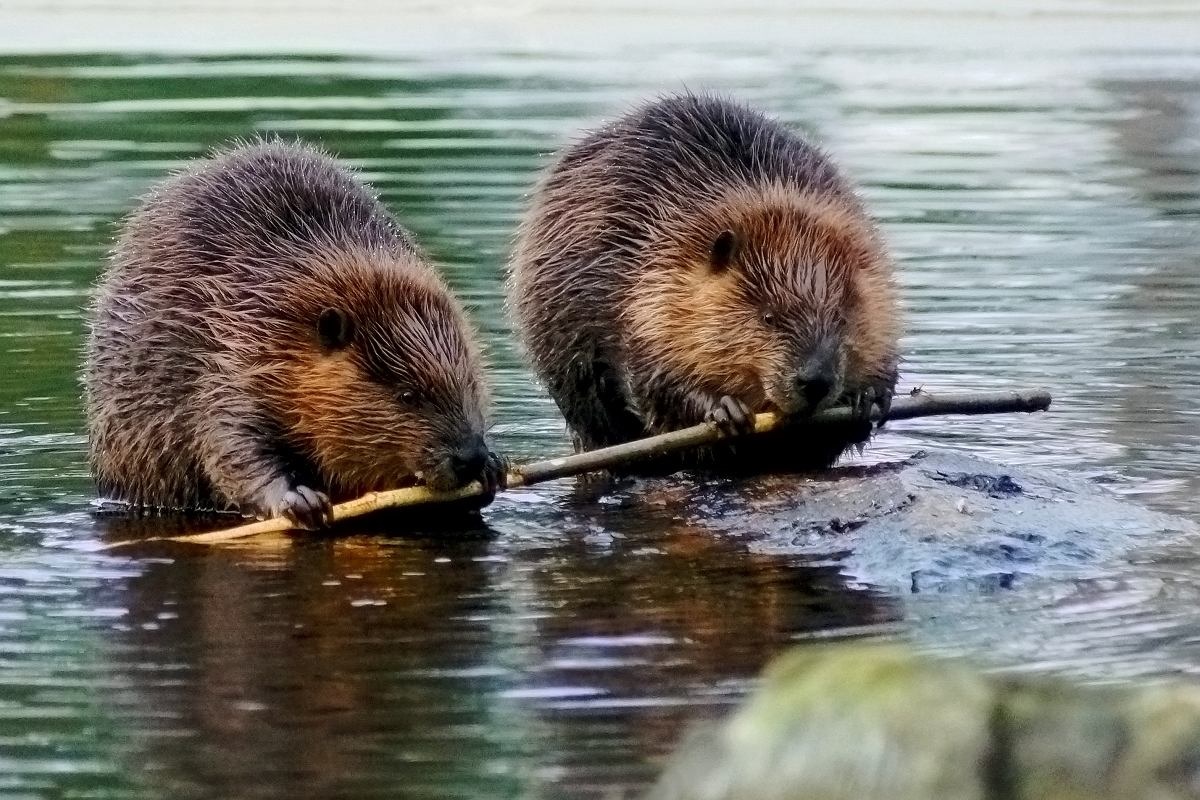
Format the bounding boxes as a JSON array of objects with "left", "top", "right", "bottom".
[
  {"left": 705, "top": 395, "right": 755, "bottom": 436},
  {"left": 850, "top": 385, "right": 895, "bottom": 428},
  {"left": 260, "top": 479, "right": 333, "bottom": 529},
  {"left": 286, "top": 485, "right": 333, "bottom": 529},
  {"left": 480, "top": 450, "right": 508, "bottom": 498}
]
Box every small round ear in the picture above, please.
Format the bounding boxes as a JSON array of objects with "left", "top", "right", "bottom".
[
  {"left": 710, "top": 229, "right": 737, "bottom": 272},
  {"left": 317, "top": 307, "right": 354, "bottom": 350}
]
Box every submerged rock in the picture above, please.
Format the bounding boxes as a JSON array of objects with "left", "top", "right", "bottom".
[
  {"left": 648, "top": 644, "right": 1200, "bottom": 800},
  {"left": 693, "top": 450, "right": 1197, "bottom": 591}
]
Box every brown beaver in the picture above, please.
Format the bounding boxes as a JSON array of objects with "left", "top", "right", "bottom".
[
  {"left": 508, "top": 93, "right": 901, "bottom": 469},
  {"left": 85, "top": 140, "right": 504, "bottom": 527}
]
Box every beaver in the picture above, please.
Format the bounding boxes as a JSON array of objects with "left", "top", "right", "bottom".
[
  {"left": 85, "top": 140, "right": 504, "bottom": 527},
  {"left": 508, "top": 93, "right": 901, "bottom": 469}
]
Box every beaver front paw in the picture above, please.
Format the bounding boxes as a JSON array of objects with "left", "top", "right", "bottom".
[
  {"left": 259, "top": 478, "right": 333, "bottom": 529},
  {"left": 849, "top": 384, "right": 895, "bottom": 429},
  {"left": 480, "top": 450, "right": 508, "bottom": 499},
  {"left": 704, "top": 395, "right": 755, "bottom": 437}
]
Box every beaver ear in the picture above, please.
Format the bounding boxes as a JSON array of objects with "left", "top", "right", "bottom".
[
  {"left": 317, "top": 307, "right": 355, "bottom": 350},
  {"left": 710, "top": 230, "right": 737, "bottom": 272}
]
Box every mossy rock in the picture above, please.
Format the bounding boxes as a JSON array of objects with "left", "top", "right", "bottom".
[{"left": 649, "top": 644, "right": 1200, "bottom": 800}]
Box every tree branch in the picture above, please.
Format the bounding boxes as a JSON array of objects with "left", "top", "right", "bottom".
[{"left": 102, "top": 388, "right": 1051, "bottom": 547}]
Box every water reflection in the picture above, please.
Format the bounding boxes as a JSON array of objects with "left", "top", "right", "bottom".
[{"left": 99, "top": 503, "right": 896, "bottom": 797}]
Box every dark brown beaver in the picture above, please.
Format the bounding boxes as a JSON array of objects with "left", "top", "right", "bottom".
[
  {"left": 85, "top": 140, "right": 504, "bottom": 527},
  {"left": 508, "top": 93, "right": 901, "bottom": 468}
]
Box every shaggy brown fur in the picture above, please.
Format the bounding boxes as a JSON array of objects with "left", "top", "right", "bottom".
[
  {"left": 509, "top": 94, "right": 900, "bottom": 468},
  {"left": 85, "top": 140, "right": 503, "bottom": 526}
]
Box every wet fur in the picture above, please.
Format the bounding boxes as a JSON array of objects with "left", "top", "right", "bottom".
[
  {"left": 509, "top": 94, "right": 900, "bottom": 468},
  {"left": 85, "top": 140, "right": 493, "bottom": 513}
]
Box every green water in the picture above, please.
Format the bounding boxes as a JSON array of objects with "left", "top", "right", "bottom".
[{"left": 1, "top": 14, "right": 1200, "bottom": 799}]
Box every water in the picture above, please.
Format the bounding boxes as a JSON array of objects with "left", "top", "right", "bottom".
[{"left": 1, "top": 4, "right": 1199, "bottom": 797}]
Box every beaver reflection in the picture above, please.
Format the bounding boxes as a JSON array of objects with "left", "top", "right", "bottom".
[{"left": 107, "top": 524, "right": 517, "bottom": 797}]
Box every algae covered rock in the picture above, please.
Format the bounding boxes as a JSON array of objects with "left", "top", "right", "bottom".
[{"left": 648, "top": 645, "right": 1200, "bottom": 800}]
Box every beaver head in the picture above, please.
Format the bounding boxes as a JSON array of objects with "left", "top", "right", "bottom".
[
  {"left": 626, "top": 185, "right": 899, "bottom": 416},
  {"left": 256, "top": 247, "right": 491, "bottom": 496}
]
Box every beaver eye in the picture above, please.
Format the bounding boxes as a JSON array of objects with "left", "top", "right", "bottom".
[
  {"left": 317, "top": 307, "right": 354, "bottom": 350},
  {"left": 398, "top": 390, "right": 417, "bottom": 405},
  {"left": 763, "top": 312, "right": 776, "bottom": 327}
]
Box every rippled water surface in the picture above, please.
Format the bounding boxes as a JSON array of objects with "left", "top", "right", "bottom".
[{"left": 1, "top": 6, "right": 1199, "bottom": 797}]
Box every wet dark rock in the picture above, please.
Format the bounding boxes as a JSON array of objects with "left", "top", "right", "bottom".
[
  {"left": 690, "top": 450, "right": 1198, "bottom": 592},
  {"left": 927, "top": 470, "right": 1024, "bottom": 497}
]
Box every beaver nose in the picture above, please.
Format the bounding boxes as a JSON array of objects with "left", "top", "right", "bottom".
[
  {"left": 449, "top": 434, "right": 489, "bottom": 483},
  {"left": 795, "top": 376, "right": 833, "bottom": 408}
]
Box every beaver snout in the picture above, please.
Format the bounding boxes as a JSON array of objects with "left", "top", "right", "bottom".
[
  {"left": 772, "top": 372, "right": 838, "bottom": 416},
  {"left": 769, "top": 344, "right": 843, "bottom": 416},
  {"left": 788, "top": 366, "right": 841, "bottom": 415},
  {"left": 449, "top": 433, "right": 489, "bottom": 484},
  {"left": 425, "top": 432, "right": 491, "bottom": 490},
  {"left": 794, "top": 375, "right": 833, "bottom": 409}
]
